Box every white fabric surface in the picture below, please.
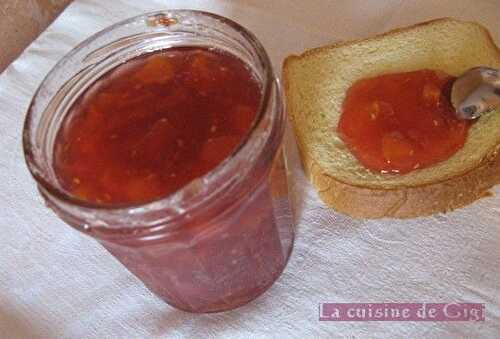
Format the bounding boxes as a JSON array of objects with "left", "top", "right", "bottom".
[{"left": 1, "top": 0, "right": 500, "bottom": 338}]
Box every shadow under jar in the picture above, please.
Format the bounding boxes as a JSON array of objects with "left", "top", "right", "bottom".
[{"left": 23, "top": 10, "right": 294, "bottom": 313}]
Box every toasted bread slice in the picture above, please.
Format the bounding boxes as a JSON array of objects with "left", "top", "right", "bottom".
[{"left": 283, "top": 18, "right": 500, "bottom": 218}]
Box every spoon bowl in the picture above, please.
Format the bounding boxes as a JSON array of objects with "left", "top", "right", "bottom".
[{"left": 451, "top": 66, "right": 500, "bottom": 120}]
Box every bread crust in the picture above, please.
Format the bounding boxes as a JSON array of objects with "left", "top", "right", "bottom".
[
  {"left": 283, "top": 18, "right": 500, "bottom": 218},
  {"left": 297, "top": 134, "right": 500, "bottom": 218},
  {"left": 287, "top": 18, "right": 500, "bottom": 62}
]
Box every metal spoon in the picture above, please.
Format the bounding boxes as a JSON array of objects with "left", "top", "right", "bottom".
[{"left": 451, "top": 66, "right": 500, "bottom": 120}]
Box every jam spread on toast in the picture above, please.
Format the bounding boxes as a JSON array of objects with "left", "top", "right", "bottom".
[{"left": 338, "top": 70, "right": 472, "bottom": 174}]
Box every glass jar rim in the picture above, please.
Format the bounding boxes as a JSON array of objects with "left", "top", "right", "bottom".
[{"left": 23, "top": 9, "right": 276, "bottom": 218}]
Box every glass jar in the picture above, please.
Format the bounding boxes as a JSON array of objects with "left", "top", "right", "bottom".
[{"left": 23, "top": 10, "right": 294, "bottom": 313}]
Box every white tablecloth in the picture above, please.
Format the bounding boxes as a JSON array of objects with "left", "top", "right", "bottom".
[{"left": 1, "top": 0, "right": 499, "bottom": 338}]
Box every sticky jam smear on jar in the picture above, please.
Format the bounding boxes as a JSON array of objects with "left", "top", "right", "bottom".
[
  {"left": 337, "top": 69, "right": 473, "bottom": 174},
  {"left": 53, "top": 47, "right": 261, "bottom": 204}
]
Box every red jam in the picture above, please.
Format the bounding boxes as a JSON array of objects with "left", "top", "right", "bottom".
[
  {"left": 51, "top": 46, "right": 292, "bottom": 313},
  {"left": 54, "top": 47, "right": 260, "bottom": 204},
  {"left": 337, "top": 70, "right": 472, "bottom": 174}
]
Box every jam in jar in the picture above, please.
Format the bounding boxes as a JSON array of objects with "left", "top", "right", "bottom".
[
  {"left": 23, "top": 11, "right": 294, "bottom": 313},
  {"left": 53, "top": 47, "right": 262, "bottom": 205}
]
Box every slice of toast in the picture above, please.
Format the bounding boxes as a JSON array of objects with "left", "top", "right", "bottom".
[{"left": 283, "top": 18, "right": 500, "bottom": 218}]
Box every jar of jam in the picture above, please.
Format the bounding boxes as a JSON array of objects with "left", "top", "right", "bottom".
[{"left": 23, "top": 10, "right": 294, "bottom": 313}]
